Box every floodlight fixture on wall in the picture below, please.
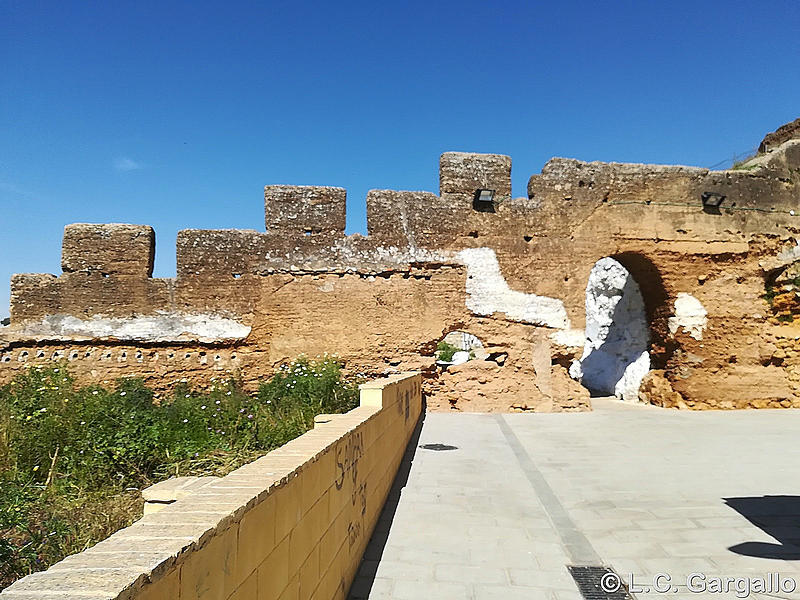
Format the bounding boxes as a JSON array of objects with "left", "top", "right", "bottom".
[
  {"left": 701, "top": 191, "right": 726, "bottom": 214},
  {"left": 473, "top": 189, "right": 496, "bottom": 213}
]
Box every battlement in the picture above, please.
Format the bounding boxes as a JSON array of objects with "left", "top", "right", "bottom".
[
  {"left": 6, "top": 138, "right": 800, "bottom": 327},
  {"left": 61, "top": 223, "right": 155, "bottom": 277},
  {"left": 439, "top": 152, "right": 512, "bottom": 204},
  {"left": 2, "top": 120, "right": 800, "bottom": 414},
  {"left": 264, "top": 185, "right": 346, "bottom": 237}
]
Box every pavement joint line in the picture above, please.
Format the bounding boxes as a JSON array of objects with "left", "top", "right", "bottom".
[{"left": 494, "top": 414, "right": 602, "bottom": 566}]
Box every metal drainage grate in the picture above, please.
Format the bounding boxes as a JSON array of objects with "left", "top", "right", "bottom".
[
  {"left": 418, "top": 443, "right": 458, "bottom": 451},
  {"left": 567, "top": 566, "right": 635, "bottom": 600}
]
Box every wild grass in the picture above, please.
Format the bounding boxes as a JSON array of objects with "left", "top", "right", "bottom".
[{"left": 0, "top": 356, "right": 360, "bottom": 589}]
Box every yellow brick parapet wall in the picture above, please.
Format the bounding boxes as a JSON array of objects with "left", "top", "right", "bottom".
[{"left": 0, "top": 372, "right": 423, "bottom": 600}]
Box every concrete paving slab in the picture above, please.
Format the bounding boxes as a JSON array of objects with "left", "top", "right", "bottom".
[{"left": 349, "top": 402, "right": 800, "bottom": 599}]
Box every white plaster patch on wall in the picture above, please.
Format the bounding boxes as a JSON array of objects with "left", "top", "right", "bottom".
[
  {"left": 668, "top": 293, "right": 708, "bottom": 340},
  {"left": 456, "top": 247, "right": 570, "bottom": 329},
  {"left": 8, "top": 312, "right": 251, "bottom": 344},
  {"left": 550, "top": 328, "right": 585, "bottom": 348},
  {"left": 569, "top": 257, "right": 650, "bottom": 402}
]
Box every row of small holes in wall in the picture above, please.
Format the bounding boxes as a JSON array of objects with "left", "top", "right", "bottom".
[{"left": 3, "top": 350, "right": 241, "bottom": 364}]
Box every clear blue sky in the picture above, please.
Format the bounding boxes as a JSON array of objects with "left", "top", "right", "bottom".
[{"left": 2, "top": 0, "right": 799, "bottom": 319}]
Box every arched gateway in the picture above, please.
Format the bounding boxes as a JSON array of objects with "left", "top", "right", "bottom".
[{"left": 570, "top": 257, "right": 650, "bottom": 402}]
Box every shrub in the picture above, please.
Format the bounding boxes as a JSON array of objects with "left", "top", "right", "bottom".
[
  {"left": 436, "top": 340, "right": 460, "bottom": 362},
  {"left": 0, "top": 356, "right": 359, "bottom": 589},
  {"left": 256, "top": 355, "right": 360, "bottom": 445}
]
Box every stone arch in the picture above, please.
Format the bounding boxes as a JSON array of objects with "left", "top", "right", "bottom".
[
  {"left": 435, "top": 329, "right": 487, "bottom": 364},
  {"left": 609, "top": 251, "right": 674, "bottom": 369},
  {"left": 570, "top": 256, "right": 654, "bottom": 401},
  {"left": 441, "top": 330, "right": 485, "bottom": 355}
]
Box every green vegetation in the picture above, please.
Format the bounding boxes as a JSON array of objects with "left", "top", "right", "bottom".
[
  {"left": 763, "top": 284, "right": 778, "bottom": 305},
  {"left": 763, "top": 277, "right": 800, "bottom": 307},
  {"left": 435, "top": 340, "right": 460, "bottom": 362},
  {"left": 731, "top": 152, "right": 759, "bottom": 170},
  {"left": 0, "top": 356, "right": 359, "bottom": 590}
]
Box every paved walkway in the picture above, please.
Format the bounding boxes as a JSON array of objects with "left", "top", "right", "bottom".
[{"left": 349, "top": 400, "right": 800, "bottom": 599}]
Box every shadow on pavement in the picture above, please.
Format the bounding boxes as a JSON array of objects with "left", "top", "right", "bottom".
[
  {"left": 346, "top": 404, "right": 426, "bottom": 599},
  {"left": 725, "top": 496, "right": 800, "bottom": 560}
]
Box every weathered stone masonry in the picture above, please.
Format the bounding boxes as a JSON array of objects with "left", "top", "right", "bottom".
[{"left": 2, "top": 122, "right": 799, "bottom": 410}]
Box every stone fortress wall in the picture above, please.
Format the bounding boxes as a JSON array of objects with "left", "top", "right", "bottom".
[{"left": 2, "top": 119, "right": 799, "bottom": 410}]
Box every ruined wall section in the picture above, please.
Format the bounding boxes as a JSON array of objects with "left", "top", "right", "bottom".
[
  {"left": 511, "top": 153, "right": 799, "bottom": 322},
  {"left": 362, "top": 148, "right": 798, "bottom": 339},
  {"left": 366, "top": 153, "right": 515, "bottom": 248},
  {"left": 759, "top": 117, "right": 800, "bottom": 153},
  {"left": 512, "top": 144, "right": 800, "bottom": 409},
  {"left": 527, "top": 157, "right": 798, "bottom": 240},
  {"left": 15, "top": 150, "right": 794, "bottom": 329},
  {"left": 3, "top": 128, "right": 800, "bottom": 410},
  {"left": 11, "top": 224, "right": 174, "bottom": 323}
]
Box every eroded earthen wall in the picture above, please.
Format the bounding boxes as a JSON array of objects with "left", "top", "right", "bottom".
[{"left": 2, "top": 122, "right": 799, "bottom": 410}]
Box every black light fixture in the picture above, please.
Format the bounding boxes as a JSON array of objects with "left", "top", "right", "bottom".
[
  {"left": 473, "top": 189, "right": 496, "bottom": 213},
  {"left": 701, "top": 191, "right": 726, "bottom": 214}
]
